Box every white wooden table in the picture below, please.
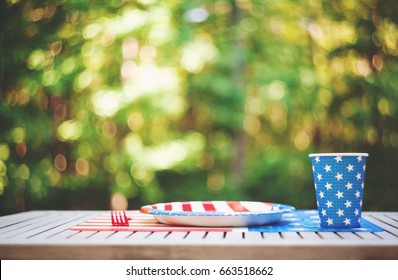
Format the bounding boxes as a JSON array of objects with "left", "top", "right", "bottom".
[{"left": 0, "top": 211, "right": 397, "bottom": 259}]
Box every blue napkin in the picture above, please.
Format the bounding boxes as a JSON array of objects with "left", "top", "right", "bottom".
[{"left": 248, "top": 210, "right": 383, "bottom": 232}]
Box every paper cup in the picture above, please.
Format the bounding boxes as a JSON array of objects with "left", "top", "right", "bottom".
[{"left": 309, "top": 153, "right": 368, "bottom": 228}]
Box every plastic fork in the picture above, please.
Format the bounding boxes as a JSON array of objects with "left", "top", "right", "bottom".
[{"left": 111, "top": 210, "right": 130, "bottom": 226}]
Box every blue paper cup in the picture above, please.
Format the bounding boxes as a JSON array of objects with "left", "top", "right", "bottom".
[{"left": 309, "top": 153, "right": 369, "bottom": 228}]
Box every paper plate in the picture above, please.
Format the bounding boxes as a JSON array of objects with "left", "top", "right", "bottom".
[{"left": 140, "top": 201, "right": 295, "bottom": 227}]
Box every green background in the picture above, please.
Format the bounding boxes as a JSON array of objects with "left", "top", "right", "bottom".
[{"left": 1, "top": 0, "right": 397, "bottom": 215}]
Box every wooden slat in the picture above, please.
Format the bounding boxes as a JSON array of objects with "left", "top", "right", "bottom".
[
  {"left": 224, "top": 232, "right": 244, "bottom": 240},
  {"left": 299, "top": 232, "right": 322, "bottom": 240},
  {"left": 244, "top": 232, "right": 263, "bottom": 240},
  {"left": 145, "top": 232, "right": 169, "bottom": 240},
  {"left": 106, "top": 231, "right": 134, "bottom": 240},
  {"left": 386, "top": 214, "right": 398, "bottom": 220},
  {"left": 86, "top": 231, "right": 116, "bottom": 240},
  {"left": 18, "top": 213, "right": 91, "bottom": 239},
  {"left": 67, "top": 231, "right": 98, "bottom": 240},
  {"left": 128, "top": 232, "right": 152, "bottom": 239},
  {"left": 1, "top": 214, "right": 71, "bottom": 238},
  {"left": 335, "top": 232, "right": 362, "bottom": 240},
  {"left": 165, "top": 232, "right": 187, "bottom": 240},
  {"left": 380, "top": 215, "right": 398, "bottom": 228},
  {"left": 262, "top": 232, "right": 282, "bottom": 240},
  {"left": 355, "top": 232, "right": 381, "bottom": 240},
  {"left": 364, "top": 215, "right": 398, "bottom": 236},
  {"left": 317, "top": 232, "right": 341, "bottom": 240},
  {"left": 184, "top": 232, "right": 206, "bottom": 240},
  {"left": 372, "top": 231, "right": 398, "bottom": 240},
  {"left": 48, "top": 229, "right": 81, "bottom": 240},
  {"left": 280, "top": 232, "right": 302, "bottom": 240},
  {"left": 205, "top": 232, "right": 225, "bottom": 240},
  {"left": 0, "top": 214, "right": 51, "bottom": 235},
  {"left": 1, "top": 211, "right": 398, "bottom": 260},
  {"left": 0, "top": 212, "right": 49, "bottom": 230}
]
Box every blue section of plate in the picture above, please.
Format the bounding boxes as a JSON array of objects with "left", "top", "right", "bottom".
[{"left": 248, "top": 210, "right": 383, "bottom": 232}]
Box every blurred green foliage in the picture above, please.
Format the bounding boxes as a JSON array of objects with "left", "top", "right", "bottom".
[{"left": 1, "top": 0, "right": 397, "bottom": 214}]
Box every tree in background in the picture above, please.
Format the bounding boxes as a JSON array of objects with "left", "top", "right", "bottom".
[{"left": 1, "top": 0, "right": 397, "bottom": 214}]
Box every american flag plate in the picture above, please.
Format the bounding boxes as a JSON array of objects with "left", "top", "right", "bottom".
[{"left": 140, "top": 201, "right": 295, "bottom": 227}]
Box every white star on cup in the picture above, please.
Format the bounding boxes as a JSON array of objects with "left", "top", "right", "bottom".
[
  {"left": 336, "top": 209, "right": 344, "bottom": 217},
  {"left": 335, "top": 173, "right": 343, "bottom": 181},
  {"left": 324, "top": 164, "right": 331, "bottom": 172},
  {"left": 336, "top": 191, "right": 344, "bottom": 199}
]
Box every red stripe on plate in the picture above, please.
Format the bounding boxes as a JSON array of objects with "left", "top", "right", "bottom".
[
  {"left": 164, "top": 203, "right": 173, "bottom": 211},
  {"left": 227, "top": 201, "right": 249, "bottom": 212},
  {"left": 182, "top": 202, "right": 192, "bottom": 212},
  {"left": 202, "top": 201, "right": 216, "bottom": 211}
]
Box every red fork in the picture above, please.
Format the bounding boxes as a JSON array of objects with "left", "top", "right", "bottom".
[{"left": 111, "top": 211, "right": 130, "bottom": 226}]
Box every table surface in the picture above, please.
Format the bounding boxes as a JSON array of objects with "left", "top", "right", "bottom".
[{"left": 0, "top": 210, "right": 397, "bottom": 260}]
